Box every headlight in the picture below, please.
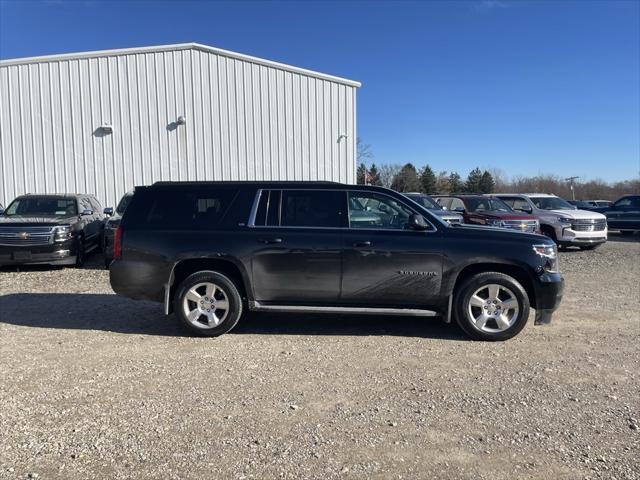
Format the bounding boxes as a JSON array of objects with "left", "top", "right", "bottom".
[
  {"left": 558, "top": 217, "right": 572, "bottom": 226},
  {"left": 53, "top": 225, "right": 72, "bottom": 242},
  {"left": 487, "top": 219, "right": 504, "bottom": 227},
  {"left": 533, "top": 243, "right": 559, "bottom": 273}
]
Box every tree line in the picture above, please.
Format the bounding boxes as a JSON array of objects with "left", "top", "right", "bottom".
[
  {"left": 354, "top": 139, "right": 638, "bottom": 200},
  {"left": 357, "top": 162, "right": 639, "bottom": 200},
  {"left": 357, "top": 162, "right": 496, "bottom": 194}
]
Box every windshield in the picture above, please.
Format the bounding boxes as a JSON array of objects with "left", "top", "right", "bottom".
[
  {"left": 407, "top": 195, "right": 441, "bottom": 210},
  {"left": 4, "top": 197, "right": 78, "bottom": 217},
  {"left": 465, "top": 198, "right": 513, "bottom": 213},
  {"left": 530, "top": 196, "right": 575, "bottom": 210},
  {"left": 116, "top": 193, "right": 133, "bottom": 215}
]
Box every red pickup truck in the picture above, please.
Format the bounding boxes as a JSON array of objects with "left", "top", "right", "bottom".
[{"left": 433, "top": 194, "right": 540, "bottom": 233}]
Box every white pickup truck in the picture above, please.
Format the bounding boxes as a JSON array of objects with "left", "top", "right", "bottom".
[{"left": 495, "top": 193, "right": 607, "bottom": 250}]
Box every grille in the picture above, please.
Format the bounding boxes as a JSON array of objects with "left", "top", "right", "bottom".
[
  {"left": 571, "top": 220, "right": 607, "bottom": 232},
  {"left": 0, "top": 226, "right": 53, "bottom": 246},
  {"left": 502, "top": 220, "right": 539, "bottom": 233}
]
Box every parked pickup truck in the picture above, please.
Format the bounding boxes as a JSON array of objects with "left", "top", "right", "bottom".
[
  {"left": 110, "top": 181, "right": 564, "bottom": 341},
  {"left": 602, "top": 195, "right": 640, "bottom": 235},
  {"left": 432, "top": 194, "right": 540, "bottom": 233},
  {"left": 0, "top": 194, "right": 105, "bottom": 266},
  {"left": 495, "top": 193, "right": 607, "bottom": 250}
]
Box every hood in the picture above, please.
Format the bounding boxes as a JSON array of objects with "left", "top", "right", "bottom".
[
  {"left": 0, "top": 214, "right": 76, "bottom": 227},
  {"left": 474, "top": 211, "right": 537, "bottom": 221},
  {"left": 449, "top": 223, "right": 548, "bottom": 243},
  {"left": 546, "top": 209, "right": 606, "bottom": 220}
]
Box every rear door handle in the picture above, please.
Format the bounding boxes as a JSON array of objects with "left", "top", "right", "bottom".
[
  {"left": 258, "top": 237, "right": 283, "bottom": 244},
  {"left": 353, "top": 241, "right": 372, "bottom": 247}
]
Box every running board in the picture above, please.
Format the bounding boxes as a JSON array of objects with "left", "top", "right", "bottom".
[{"left": 250, "top": 301, "right": 437, "bottom": 317}]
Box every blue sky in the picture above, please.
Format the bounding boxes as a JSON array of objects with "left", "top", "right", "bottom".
[{"left": 1, "top": 0, "right": 638, "bottom": 182}]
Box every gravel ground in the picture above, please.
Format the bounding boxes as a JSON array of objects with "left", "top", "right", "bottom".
[{"left": 1, "top": 233, "right": 638, "bottom": 480}]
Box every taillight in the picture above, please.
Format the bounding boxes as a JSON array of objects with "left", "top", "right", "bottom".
[{"left": 113, "top": 227, "right": 122, "bottom": 260}]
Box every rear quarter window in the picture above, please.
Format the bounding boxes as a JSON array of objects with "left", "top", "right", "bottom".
[{"left": 123, "top": 187, "right": 240, "bottom": 230}]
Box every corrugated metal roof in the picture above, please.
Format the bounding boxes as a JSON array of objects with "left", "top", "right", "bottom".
[{"left": 0, "top": 42, "right": 361, "bottom": 88}]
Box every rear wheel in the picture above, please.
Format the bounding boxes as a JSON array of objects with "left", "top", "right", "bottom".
[
  {"left": 453, "top": 272, "right": 530, "bottom": 341},
  {"left": 173, "top": 271, "right": 243, "bottom": 337}
]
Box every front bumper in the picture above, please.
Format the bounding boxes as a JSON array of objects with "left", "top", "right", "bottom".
[
  {"left": 556, "top": 225, "right": 607, "bottom": 246},
  {"left": 0, "top": 241, "right": 76, "bottom": 266},
  {"left": 533, "top": 272, "right": 564, "bottom": 325}
]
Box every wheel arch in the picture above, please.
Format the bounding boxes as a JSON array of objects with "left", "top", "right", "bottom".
[
  {"left": 448, "top": 262, "right": 538, "bottom": 310},
  {"left": 165, "top": 256, "right": 252, "bottom": 315}
]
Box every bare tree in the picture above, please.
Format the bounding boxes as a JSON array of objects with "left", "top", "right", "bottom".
[
  {"left": 377, "top": 163, "right": 402, "bottom": 188},
  {"left": 356, "top": 138, "right": 373, "bottom": 164}
]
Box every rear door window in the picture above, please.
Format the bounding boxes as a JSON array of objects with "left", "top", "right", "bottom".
[{"left": 280, "top": 190, "right": 345, "bottom": 228}]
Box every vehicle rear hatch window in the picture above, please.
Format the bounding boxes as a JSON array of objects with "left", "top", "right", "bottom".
[{"left": 124, "top": 187, "right": 239, "bottom": 230}]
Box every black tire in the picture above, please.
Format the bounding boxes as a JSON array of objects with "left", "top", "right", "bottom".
[
  {"left": 173, "top": 271, "right": 243, "bottom": 337},
  {"left": 453, "top": 272, "right": 530, "bottom": 341},
  {"left": 75, "top": 236, "right": 85, "bottom": 268},
  {"left": 540, "top": 225, "right": 558, "bottom": 244}
]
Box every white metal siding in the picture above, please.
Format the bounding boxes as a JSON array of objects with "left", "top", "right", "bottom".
[{"left": 0, "top": 45, "right": 358, "bottom": 207}]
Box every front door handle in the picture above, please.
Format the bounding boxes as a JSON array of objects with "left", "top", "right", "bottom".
[
  {"left": 353, "top": 241, "right": 372, "bottom": 247},
  {"left": 258, "top": 237, "right": 283, "bottom": 244}
]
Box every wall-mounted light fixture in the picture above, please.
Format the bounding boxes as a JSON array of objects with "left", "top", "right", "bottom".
[
  {"left": 100, "top": 124, "right": 114, "bottom": 134},
  {"left": 177, "top": 115, "right": 187, "bottom": 125},
  {"left": 338, "top": 133, "right": 348, "bottom": 142}
]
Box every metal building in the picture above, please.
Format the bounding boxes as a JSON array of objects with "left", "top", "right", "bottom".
[{"left": 0, "top": 43, "right": 360, "bottom": 207}]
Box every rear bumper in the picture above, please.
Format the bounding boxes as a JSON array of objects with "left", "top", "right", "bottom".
[
  {"left": 109, "top": 259, "right": 166, "bottom": 303},
  {"left": 533, "top": 273, "right": 564, "bottom": 324},
  {"left": 0, "top": 241, "right": 76, "bottom": 266}
]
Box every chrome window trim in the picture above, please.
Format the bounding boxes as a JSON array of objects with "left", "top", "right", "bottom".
[{"left": 246, "top": 187, "right": 438, "bottom": 233}]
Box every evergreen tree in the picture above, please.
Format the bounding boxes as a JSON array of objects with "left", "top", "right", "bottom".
[
  {"left": 465, "top": 167, "right": 483, "bottom": 193},
  {"left": 368, "top": 163, "right": 382, "bottom": 186},
  {"left": 479, "top": 170, "right": 495, "bottom": 194},
  {"left": 448, "top": 172, "right": 464, "bottom": 193},
  {"left": 391, "top": 163, "right": 421, "bottom": 192},
  {"left": 419, "top": 165, "right": 437, "bottom": 193}
]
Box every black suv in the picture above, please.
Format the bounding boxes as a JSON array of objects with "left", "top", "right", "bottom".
[
  {"left": 110, "top": 182, "right": 564, "bottom": 341},
  {"left": 0, "top": 194, "right": 105, "bottom": 266}
]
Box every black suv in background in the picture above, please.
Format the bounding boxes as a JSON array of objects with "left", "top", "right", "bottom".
[
  {"left": 102, "top": 191, "right": 134, "bottom": 268},
  {"left": 0, "top": 194, "right": 105, "bottom": 267},
  {"left": 110, "top": 182, "right": 564, "bottom": 341}
]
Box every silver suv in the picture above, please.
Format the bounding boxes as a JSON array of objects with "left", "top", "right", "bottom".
[{"left": 495, "top": 193, "right": 607, "bottom": 250}]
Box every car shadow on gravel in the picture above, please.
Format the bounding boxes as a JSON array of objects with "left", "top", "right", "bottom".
[{"left": 0, "top": 293, "right": 466, "bottom": 340}]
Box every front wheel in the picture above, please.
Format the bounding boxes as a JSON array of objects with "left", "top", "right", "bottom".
[
  {"left": 453, "top": 272, "right": 530, "bottom": 341},
  {"left": 173, "top": 271, "right": 243, "bottom": 337}
]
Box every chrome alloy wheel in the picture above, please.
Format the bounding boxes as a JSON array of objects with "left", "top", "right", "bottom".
[
  {"left": 182, "top": 282, "right": 230, "bottom": 329},
  {"left": 467, "top": 284, "right": 520, "bottom": 333}
]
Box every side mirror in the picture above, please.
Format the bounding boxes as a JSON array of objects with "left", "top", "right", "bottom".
[
  {"left": 0, "top": 208, "right": 4, "bottom": 215},
  {"left": 103, "top": 207, "right": 114, "bottom": 216},
  {"left": 408, "top": 213, "right": 429, "bottom": 231},
  {"left": 81, "top": 209, "right": 93, "bottom": 216},
  {"left": 517, "top": 205, "right": 532, "bottom": 213}
]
